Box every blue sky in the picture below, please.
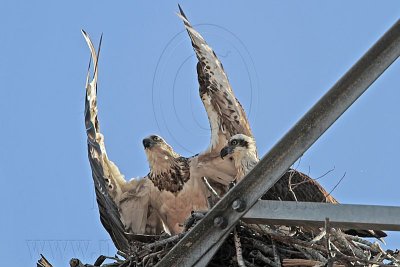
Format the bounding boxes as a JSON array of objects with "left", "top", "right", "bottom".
[{"left": 1, "top": 1, "right": 399, "bottom": 266}]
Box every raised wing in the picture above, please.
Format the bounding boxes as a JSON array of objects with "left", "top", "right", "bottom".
[
  {"left": 82, "top": 30, "right": 162, "bottom": 251},
  {"left": 177, "top": 6, "right": 254, "bottom": 156}
]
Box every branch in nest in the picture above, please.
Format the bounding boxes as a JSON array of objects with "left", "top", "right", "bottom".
[
  {"left": 234, "top": 227, "right": 246, "bottom": 267},
  {"left": 250, "top": 250, "right": 280, "bottom": 267}
]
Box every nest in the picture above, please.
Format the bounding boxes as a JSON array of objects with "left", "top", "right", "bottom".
[{"left": 39, "top": 218, "right": 400, "bottom": 267}]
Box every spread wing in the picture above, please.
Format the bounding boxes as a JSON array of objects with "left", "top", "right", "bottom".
[
  {"left": 177, "top": 6, "right": 254, "bottom": 156},
  {"left": 82, "top": 30, "right": 162, "bottom": 251}
]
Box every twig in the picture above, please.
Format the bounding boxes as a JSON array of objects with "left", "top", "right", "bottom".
[
  {"left": 287, "top": 170, "right": 298, "bottom": 201},
  {"left": 311, "top": 229, "right": 326, "bottom": 243},
  {"left": 272, "top": 239, "right": 282, "bottom": 267},
  {"left": 234, "top": 227, "right": 246, "bottom": 267},
  {"left": 290, "top": 166, "right": 335, "bottom": 189},
  {"left": 325, "top": 172, "right": 346, "bottom": 201},
  {"left": 143, "top": 233, "right": 184, "bottom": 250},
  {"left": 325, "top": 218, "right": 334, "bottom": 261},
  {"left": 250, "top": 250, "right": 279, "bottom": 267},
  {"left": 293, "top": 244, "right": 327, "bottom": 263},
  {"left": 332, "top": 229, "right": 367, "bottom": 260}
]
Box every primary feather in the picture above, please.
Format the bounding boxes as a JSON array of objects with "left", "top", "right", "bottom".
[{"left": 82, "top": 31, "right": 163, "bottom": 251}]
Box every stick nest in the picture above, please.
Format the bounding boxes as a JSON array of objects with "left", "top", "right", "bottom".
[{"left": 39, "top": 219, "right": 400, "bottom": 267}]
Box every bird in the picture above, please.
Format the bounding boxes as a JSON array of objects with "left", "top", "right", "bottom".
[
  {"left": 220, "top": 134, "right": 387, "bottom": 239},
  {"left": 141, "top": 134, "right": 210, "bottom": 235},
  {"left": 82, "top": 30, "right": 164, "bottom": 253},
  {"left": 176, "top": 5, "right": 257, "bottom": 192},
  {"left": 133, "top": 6, "right": 261, "bottom": 234},
  {"left": 82, "top": 5, "right": 261, "bottom": 240},
  {"left": 83, "top": 29, "right": 210, "bottom": 237}
]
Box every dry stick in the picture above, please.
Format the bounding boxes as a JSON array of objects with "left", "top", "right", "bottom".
[
  {"left": 325, "top": 172, "right": 346, "bottom": 202},
  {"left": 311, "top": 229, "right": 326, "bottom": 243},
  {"left": 330, "top": 239, "right": 374, "bottom": 266},
  {"left": 251, "top": 250, "right": 280, "bottom": 267},
  {"left": 291, "top": 167, "right": 335, "bottom": 189},
  {"left": 243, "top": 260, "right": 257, "bottom": 267},
  {"left": 277, "top": 247, "right": 304, "bottom": 258},
  {"left": 293, "top": 244, "right": 327, "bottom": 263},
  {"left": 142, "top": 250, "right": 164, "bottom": 267},
  {"left": 291, "top": 244, "right": 315, "bottom": 261},
  {"left": 331, "top": 245, "right": 397, "bottom": 267},
  {"left": 271, "top": 239, "right": 282, "bottom": 267},
  {"left": 117, "top": 250, "right": 128, "bottom": 259},
  {"left": 325, "top": 218, "right": 334, "bottom": 260},
  {"left": 344, "top": 234, "right": 374, "bottom": 246},
  {"left": 143, "top": 233, "right": 184, "bottom": 250},
  {"left": 234, "top": 227, "right": 246, "bottom": 267},
  {"left": 254, "top": 224, "right": 328, "bottom": 253},
  {"left": 332, "top": 229, "right": 367, "bottom": 260},
  {"left": 246, "top": 237, "right": 273, "bottom": 256},
  {"left": 371, "top": 252, "right": 383, "bottom": 265},
  {"left": 282, "top": 259, "right": 333, "bottom": 267},
  {"left": 351, "top": 240, "right": 376, "bottom": 252},
  {"left": 287, "top": 170, "right": 298, "bottom": 201},
  {"left": 372, "top": 243, "right": 400, "bottom": 266}
]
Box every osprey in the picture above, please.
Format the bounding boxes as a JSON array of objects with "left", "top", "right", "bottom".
[
  {"left": 220, "top": 134, "right": 387, "bottom": 239},
  {"left": 82, "top": 31, "right": 163, "bottom": 253},
  {"left": 134, "top": 7, "right": 260, "bottom": 234},
  {"left": 82, "top": 6, "right": 260, "bottom": 241},
  {"left": 175, "top": 6, "right": 257, "bottom": 191},
  {"left": 142, "top": 134, "right": 209, "bottom": 235}
]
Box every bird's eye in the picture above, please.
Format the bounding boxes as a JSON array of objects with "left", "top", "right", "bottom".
[
  {"left": 152, "top": 136, "right": 160, "bottom": 141},
  {"left": 231, "top": 140, "right": 238, "bottom": 146}
]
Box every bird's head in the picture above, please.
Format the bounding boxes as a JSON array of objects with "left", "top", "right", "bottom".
[
  {"left": 220, "top": 134, "right": 256, "bottom": 162},
  {"left": 142, "top": 134, "right": 180, "bottom": 173}
]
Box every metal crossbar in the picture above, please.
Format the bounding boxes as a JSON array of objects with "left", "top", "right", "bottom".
[
  {"left": 243, "top": 201, "right": 400, "bottom": 231},
  {"left": 156, "top": 19, "right": 400, "bottom": 267}
]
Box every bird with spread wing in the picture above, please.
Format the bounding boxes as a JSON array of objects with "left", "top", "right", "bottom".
[
  {"left": 220, "top": 134, "right": 387, "bottom": 239},
  {"left": 82, "top": 31, "right": 164, "bottom": 253},
  {"left": 137, "top": 7, "right": 260, "bottom": 233},
  {"left": 176, "top": 6, "right": 257, "bottom": 192}
]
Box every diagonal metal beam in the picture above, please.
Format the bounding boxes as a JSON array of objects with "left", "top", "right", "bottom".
[
  {"left": 157, "top": 19, "right": 400, "bottom": 267},
  {"left": 243, "top": 200, "right": 400, "bottom": 231}
]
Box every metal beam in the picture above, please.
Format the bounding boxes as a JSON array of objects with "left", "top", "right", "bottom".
[
  {"left": 157, "top": 19, "right": 400, "bottom": 267},
  {"left": 243, "top": 201, "right": 400, "bottom": 231}
]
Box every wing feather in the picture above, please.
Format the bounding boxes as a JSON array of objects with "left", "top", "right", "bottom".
[
  {"left": 82, "top": 30, "right": 130, "bottom": 252},
  {"left": 82, "top": 30, "right": 162, "bottom": 251},
  {"left": 177, "top": 6, "right": 253, "bottom": 155}
]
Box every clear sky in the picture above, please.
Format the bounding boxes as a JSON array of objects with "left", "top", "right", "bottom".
[{"left": 1, "top": 1, "right": 399, "bottom": 266}]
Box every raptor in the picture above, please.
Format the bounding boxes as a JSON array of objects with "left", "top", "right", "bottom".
[{"left": 220, "top": 134, "right": 387, "bottom": 239}]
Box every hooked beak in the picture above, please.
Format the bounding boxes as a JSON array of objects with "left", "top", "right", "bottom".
[
  {"left": 220, "top": 146, "right": 234, "bottom": 159},
  {"left": 142, "top": 138, "right": 155, "bottom": 149}
]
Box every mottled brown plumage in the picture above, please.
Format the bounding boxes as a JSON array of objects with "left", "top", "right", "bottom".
[
  {"left": 82, "top": 31, "right": 164, "bottom": 252},
  {"left": 220, "top": 134, "right": 386, "bottom": 239},
  {"left": 178, "top": 6, "right": 255, "bottom": 158}
]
